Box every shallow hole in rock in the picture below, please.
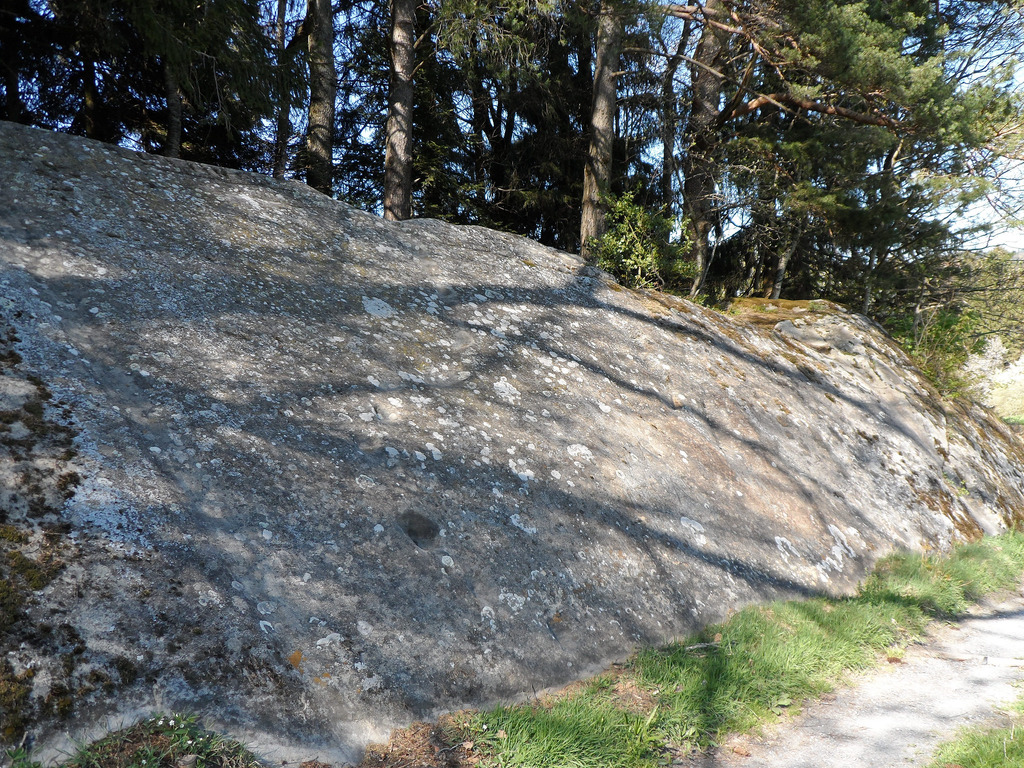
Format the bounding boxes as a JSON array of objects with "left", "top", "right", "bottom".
[{"left": 397, "top": 510, "right": 440, "bottom": 548}]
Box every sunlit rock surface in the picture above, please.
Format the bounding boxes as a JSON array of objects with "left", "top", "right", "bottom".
[{"left": 1, "top": 122, "right": 1022, "bottom": 765}]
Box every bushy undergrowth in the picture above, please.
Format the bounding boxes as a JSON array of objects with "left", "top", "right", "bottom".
[
  {"left": 887, "top": 307, "right": 983, "bottom": 398},
  {"left": 455, "top": 531, "right": 1024, "bottom": 767},
  {"left": 591, "top": 191, "right": 692, "bottom": 293}
]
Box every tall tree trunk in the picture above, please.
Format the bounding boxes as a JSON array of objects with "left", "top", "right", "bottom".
[
  {"left": 0, "top": 0, "right": 24, "bottom": 122},
  {"left": 683, "top": 0, "right": 726, "bottom": 296},
  {"left": 580, "top": 2, "right": 622, "bottom": 258},
  {"left": 305, "top": 0, "right": 335, "bottom": 195},
  {"left": 660, "top": 24, "right": 690, "bottom": 213},
  {"left": 1, "top": 65, "right": 24, "bottom": 122},
  {"left": 163, "top": 61, "right": 182, "bottom": 158},
  {"left": 769, "top": 225, "right": 804, "bottom": 299},
  {"left": 862, "top": 152, "right": 899, "bottom": 314},
  {"left": 468, "top": 36, "right": 488, "bottom": 205},
  {"left": 273, "top": 0, "right": 291, "bottom": 179},
  {"left": 862, "top": 255, "right": 875, "bottom": 315},
  {"left": 0, "top": 4, "right": 25, "bottom": 125},
  {"left": 488, "top": 97, "right": 516, "bottom": 221},
  {"left": 384, "top": 0, "right": 415, "bottom": 221},
  {"left": 82, "top": 57, "right": 102, "bottom": 140}
]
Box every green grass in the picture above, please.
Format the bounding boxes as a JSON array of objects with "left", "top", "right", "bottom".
[
  {"left": 926, "top": 695, "right": 1024, "bottom": 768},
  {"left": 629, "top": 597, "right": 915, "bottom": 749},
  {"left": 861, "top": 535, "right": 1024, "bottom": 617},
  {"left": 459, "top": 696, "right": 665, "bottom": 768},
  {"left": 453, "top": 531, "right": 1024, "bottom": 767}
]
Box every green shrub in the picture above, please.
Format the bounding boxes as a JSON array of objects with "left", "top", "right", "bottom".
[
  {"left": 592, "top": 191, "right": 693, "bottom": 293},
  {"left": 887, "top": 306, "right": 983, "bottom": 398}
]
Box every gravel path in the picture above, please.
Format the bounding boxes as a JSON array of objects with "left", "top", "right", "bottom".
[{"left": 687, "top": 588, "right": 1024, "bottom": 768}]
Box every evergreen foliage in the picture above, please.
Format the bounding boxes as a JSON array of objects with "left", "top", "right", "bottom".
[
  {"left": 2, "top": 0, "right": 1022, "bottom": 353},
  {"left": 592, "top": 190, "right": 693, "bottom": 291}
]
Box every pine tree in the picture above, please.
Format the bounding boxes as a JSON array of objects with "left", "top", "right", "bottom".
[
  {"left": 580, "top": 1, "right": 623, "bottom": 257},
  {"left": 383, "top": 0, "right": 415, "bottom": 220}
]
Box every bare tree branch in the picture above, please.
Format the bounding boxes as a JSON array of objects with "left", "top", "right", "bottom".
[{"left": 727, "top": 92, "right": 901, "bottom": 130}]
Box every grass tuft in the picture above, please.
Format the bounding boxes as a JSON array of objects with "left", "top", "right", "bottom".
[
  {"left": 927, "top": 695, "right": 1024, "bottom": 768},
  {"left": 860, "top": 534, "right": 1024, "bottom": 618},
  {"left": 6, "top": 713, "right": 262, "bottom": 768},
  {"left": 465, "top": 695, "right": 665, "bottom": 768},
  {"left": 629, "top": 595, "right": 919, "bottom": 751}
]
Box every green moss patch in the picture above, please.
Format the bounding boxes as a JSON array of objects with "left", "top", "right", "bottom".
[
  {"left": 0, "top": 320, "right": 82, "bottom": 744},
  {"left": 725, "top": 297, "right": 845, "bottom": 330},
  {"left": 0, "top": 659, "right": 33, "bottom": 743}
]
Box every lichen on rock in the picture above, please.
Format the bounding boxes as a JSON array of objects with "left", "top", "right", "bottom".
[{"left": 1, "top": 122, "right": 1023, "bottom": 766}]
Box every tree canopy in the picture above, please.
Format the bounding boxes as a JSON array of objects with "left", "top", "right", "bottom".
[{"left": 2, "top": 0, "right": 1023, "bottom": 383}]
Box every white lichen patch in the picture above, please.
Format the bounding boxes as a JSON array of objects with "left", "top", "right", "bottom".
[
  {"left": 2, "top": 123, "right": 1020, "bottom": 765},
  {"left": 566, "top": 444, "right": 594, "bottom": 462},
  {"left": 492, "top": 378, "right": 521, "bottom": 402},
  {"left": 679, "top": 517, "right": 708, "bottom": 546},
  {"left": 775, "top": 536, "right": 800, "bottom": 561},
  {"left": 499, "top": 591, "right": 526, "bottom": 613},
  {"left": 361, "top": 296, "right": 396, "bottom": 318},
  {"left": 508, "top": 514, "right": 537, "bottom": 535}
]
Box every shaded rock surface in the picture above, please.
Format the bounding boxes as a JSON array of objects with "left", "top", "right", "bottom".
[{"left": 1, "top": 121, "right": 1022, "bottom": 765}]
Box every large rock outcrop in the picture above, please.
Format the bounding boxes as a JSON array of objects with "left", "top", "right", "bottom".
[{"left": 1, "top": 121, "right": 1022, "bottom": 765}]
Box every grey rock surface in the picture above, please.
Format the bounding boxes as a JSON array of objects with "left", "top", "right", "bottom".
[{"left": 1, "top": 121, "right": 1023, "bottom": 765}]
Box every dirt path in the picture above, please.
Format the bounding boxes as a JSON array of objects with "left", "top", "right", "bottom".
[{"left": 687, "top": 588, "right": 1024, "bottom": 768}]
